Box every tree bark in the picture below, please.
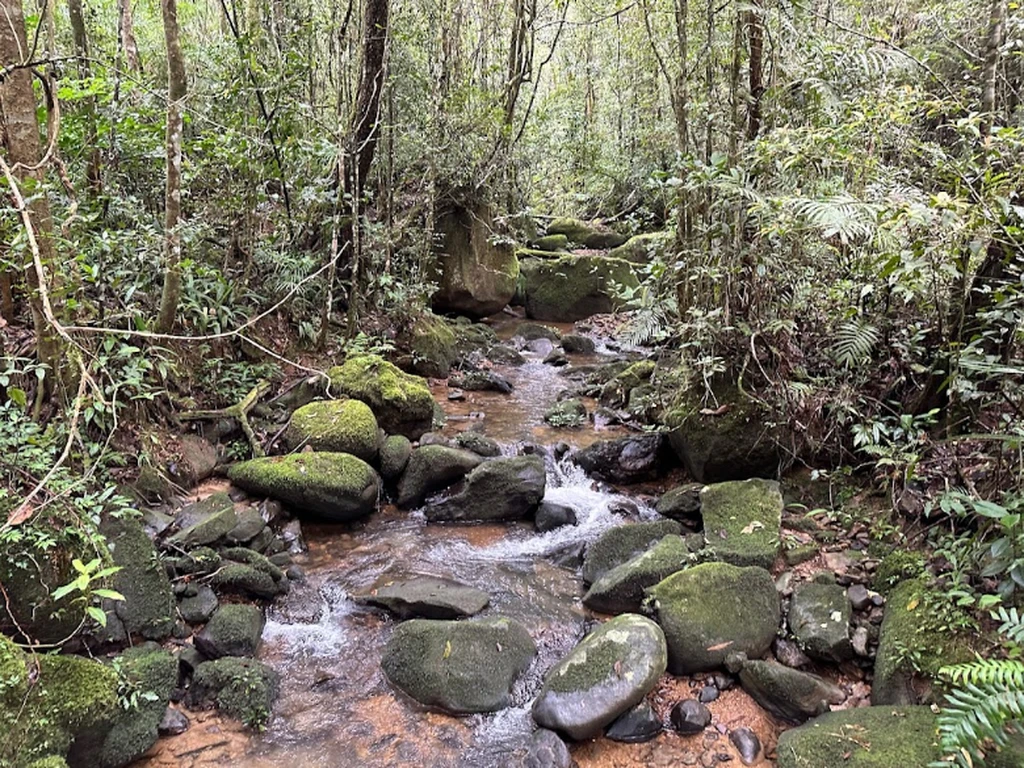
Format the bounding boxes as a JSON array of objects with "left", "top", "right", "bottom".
[
  {"left": 980, "top": 0, "right": 1006, "bottom": 138},
  {"left": 0, "top": 0, "right": 63, "bottom": 394},
  {"left": 68, "top": 0, "right": 103, "bottom": 195},
  {"left": 155, "top": 0, "right": 187, "bottom": 333},
  {"left": 746, "top": 0, "right": 764, "bottom": 141},
  {"left": 118, "top": 0, "right": 142, "bottom": 73}
]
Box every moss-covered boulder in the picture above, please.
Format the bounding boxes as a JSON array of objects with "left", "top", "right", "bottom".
[
  {"left": 328, "top": 355, "right": 435, "bottom": 440},
  {"left": 515, "top": 322, "right": 562, "bottom": 342},
  {"left": 700, "top": 479, "right": 783, "bottom": 569},
  {"left": 872, "top": 578, "right": 972, "bottom": 705},
  {"left": 187, "top": 657, "right": 280, "bottom": 729},
  {"left": 790, "top": 582, "right": 852, "bottom": 662},
  {"left": 646, "top": 562, "right": 780, "bottom": 674},
  {"left": 582, "top": 520, "right": 684, "bottom": 585},
  {"left": 664, "top": 388, "right": 784, "bottom": 483},
  {"left": 0, "top": 635, "right": 120, "bottom": 768},
  {"left": 531, "top": 234, "right": 571, "bottom": 252},
  {"left": 544, "top": 399, "right": 587, "bottom": 428},
  {"left": 546, "top": 218, "right": 628, "bottom": 250},
  {"left": 583, "top": 534, "right": 693, "bottom": 614},
  {"left": 532, "top": 614, "right": 666, "bottom": 740},
  {"left": 453, "top": 431, "right": 502, "bottom": 457},
  {"left": 166, "top": 493, "right": 238, "bottom": 550},
  {"left": 396, "top": 445, "right": 482, "bottom": 508},
  {"left": 178, "top": 585, "right": 218, "bottom": 624},
  {"left": 97, "top": 645, "right": 177, "bottom": 767},
  {"left": 600, "top": 360, "right": 655, "bottom": 407},
  {"left": 424, "top": 455, "right": 546, "bottom": 522},
  {"left": 225, "top": 506, "right": 266, "bottom": 545},
  {"left": 99, "top": 513, "right": 175, "bottom": 641},
  {"left": 737, "top": 658, "right": 845, "bottom": 723},
  {"left": 228, "top": 452, "right": 380, "bottom": 522},
  {"left": 431, "top": 203, "right": 519, "bottom": 318},
  {"left": 381, "top": 616, "right": 536, "bottom": 714},
  {"left": 775, "top": 706, "right": 941, "bottom": 768},
  {"left": 402, "top": 312, "right": 458, "bottom": 379},
  {"left": 195, "top": 604, "right": 265, "bottom": 659},
  {"left": 284, "top": 399, "right": 380, "bottom": 461},
  {"left": 379, "top": 434, "right": 413, "bottom": 482},
  {"left": 607, "top": 231, "right": 672, "bottom": 263},
  {"left": 209, "top": 563, "right": 279, "bottom": 600},
  {"left": 521, "top": 255, "right": 638, "bottom": 322}
]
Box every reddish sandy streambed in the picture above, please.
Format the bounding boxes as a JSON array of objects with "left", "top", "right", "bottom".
[{"left": 137, "top": 318, "right": 845, "bottom": 768}]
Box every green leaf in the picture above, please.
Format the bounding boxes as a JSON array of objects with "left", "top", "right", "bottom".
[
  {"left": 52, "top": 582, "right": 79, "bottom": 601},
  {"left": 92, "top": 589, "right": 126, "bottom": 602},
  {"left": 86, "top": 606, "right": 107, "bottom": 627}
]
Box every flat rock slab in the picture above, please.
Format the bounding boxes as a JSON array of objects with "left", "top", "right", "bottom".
[
  {"left": 583, "top": 534, "right": 693, "bottom": 614},
  {"left": 532, "top": 613, "right": 667, "bottom": 740},
  {"left": 382, "top": 616, "right": 536, "bottom": 714},
  {"left": 701, "top": 478, "right": 782, "bottom": 569},
  {"left": 166, "top": 493, "right": 238, "bottom": 549},
  {"left": 583, "top": 520, "right": 683, "bottom": 585},
  {"left": 790, "top": 582, "right": 852, "bottom": 662},
  {"left": 354, "top": 576, "right": 490, "bottom": 619},
  {"left": 738, "top": 659, "right": 845, "bottom": 723}
]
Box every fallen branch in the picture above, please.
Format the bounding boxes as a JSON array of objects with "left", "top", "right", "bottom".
[{"left": 178, "top": 380, "right": 272, "bottom": 457}]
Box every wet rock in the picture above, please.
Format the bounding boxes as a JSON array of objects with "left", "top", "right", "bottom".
[
  {"left": 544, "top": 399, "right": 587, "bottom": 428},
  {"left": 700, "top": 479, "right": 783, "bottom": 569},
  {"left": 286, "top": 565, "right": 305, "bottom": 582},
  {"left": 523, "top": 729, "right": 572, "bottom": 768},
  {"left": 729, "top": 727, "right": 761, "bottom": 765},
  {"left": 194, "top": 604, "right": 265, "bottom": 659},
  {"left": 561, "top": 334, "right": 596, "bottom": 354},
  {"left": 328, "top": 355, "right": 435, "bottom": 439},
  {"left": 737, "top": 658, "right": 845, "bottom": 723},
  {"left": 784, "top": 542, "right": 819, "bottom": 566},
  {"left": 847, "top": 584, "right": 872, "bottom": 611},
  {"left": 522, "top": 254, "right": 638, "bottom": 322},
  {"left": 225, "top": 506, "right": 266, "bottom": 545},
  {"left": 532, "top": 614, "right": 667, "bottom": 740},
  {"left": 396, "top": 445, "right": 482, "bottom": 508},
  {"left": 488, "top": 344, "right": 526, "bottom": 366},
  {"left": 227, "top": 453, "right": 380, "bottom": 522},
  {"left": 382, "top": 616, "right": 536, "bottom": 714},
  {"left": 354, "top": 576, "right": 489, "bottom": 619},
  {"left": 380, "top": 434, "right": 413, "bottom": 482},
  {"left": 645, "top": 563, "right": 780, "bottom": 675},
  {"left": 282, "top": 519, "right": 306, "bottom": 554},
  {"left": 550, "top": 541, "right": 587, "bottom": 569},
  {"left": 186, "top": 657, "right": 279, "bottom": 726},
  {"left": 419, "top": 432, "right": 451, "bottom": 446},
  {"left": 608, "top": 499, "right": 639, "bottom": 517},
  {"left": 775, "top": 706, "right": 943, "bottom": 768},
  {"left": 100, "top": 512, "right": 176, "bottom": 641},
  {"left": 583, "top": 519, "right": 683, "bottom": 584},
  {"left": 168, "top": 546, "right": 221, "bottom": 576},
  {"left": 790, "top": 582, "right": 853, "bottom": 662},
  {"left": 166, "top": 493, "right": 238, "bottom": 549},
  {"left": 655, "top": 483, "right": 703, "bottom": 524},
  {"left": 141, "top": 508, "right": 175, "bottom": 539},
  {"left": 583, "top": 534, "right": 693, "bottom": 614},
  {"left": 852, "top": 626, "right": 870, "bottom": 657},
  {"left": 670, "top": 699, "right": 711, "bottom": 734},
  {"left": 605, "top": 700, "right": 662, "bottom": 743},
  {"left": 449, "top": 370, "right": 515, "bottom": 394},
  {"left": 221, "top": 547, "right": 285, "bottom": 582},
  {"left": 535, "top": 502, "right": 577, "bottom": 532},
  {"left": 425, "top": 456, "right": 546, "bottom": 522},
  {"left": 210, "top": 563, "right": 279, "bottom": 600},
  {"left": 516, "top": 322, "right": 562, "bottom": 342},
  {"left": 525, "top": 338, "right": 556, "bottom": 356},
  {"left": 574, "top": 433, "right": 667, "bottom": 484},
  {"left": 178, "top": 585, "right": 218, "bottom": 624},
  {"left": 172, "top": 434, "right": 219, "bottom": 488},
  {"left": 454, "top": 431, "right": 503, "bottom": 458},
  {"left": 773, "top": 637, "right": 811, "bottom": 669},
  {"left": 699, "top": 685, "right": 719, "bottom": 703},
  {"left": 284, "top": 399, "right": 381, "bottom": 461},
  {"left": 158, "top": 707, "right": 190, "bottom": 736},
  {"left": 543, "top": 349, "right": 569, "bottom": 367}
]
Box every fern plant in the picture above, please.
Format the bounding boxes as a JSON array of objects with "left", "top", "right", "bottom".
[
  {"left": 831, "top": 318, "right": 880, "bottom": 368},
  {"left": 932, "top": 608, "right": 1024, "bottom": 767}
]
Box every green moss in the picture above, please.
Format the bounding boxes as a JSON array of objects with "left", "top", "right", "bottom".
[
  {"left": 544, "top": 399, "right": 587, "bottom": 428},
  {"left": 98, "top": 646, "right": 176, "bottom": 768},
  {"left": 521, "top": 255, "right": 639, "bottom": 322},
  {"left": 406, "top": 313, "right": 458, "bottom": 378},
  {"left": 99, "top": 513, "right": 175, "bottom": 640},
  {"left": 872, "top": 578, "right": 973, "bottom": 705},
  {"left": 327, "top": 355, "right": 434, "bottom": 439},
  {"left": 531, "top": 234, "right": 571, "bottom": 252},
  {"left": 583, "top": 534, "right": 692, "bottom": 614},
  {"left": 170, "top": 546, "right": 221, "bottom": 575},
  {"left": 546, "top": 636, "right": 628, "bottom": 694},
  {"left": 284, "top": 399, "right": 380, "bottom": 461},
  {"left": 379, "top": 434, "right": 412, "bottom": 481},
  {"left": 582, "top": 520, "right": 683, "bottom": 585},
  {"left": 776, "top": 706, "right": 940, "bottom": 767},
  {"left": 600, "top": 360, "right": 656, "bottom": 406},
  {"left": 26, "top": 758, "right": 69, "bottom": 768},
  {"left": 700, "top": 479, "right": 783, "bottom": 569},
  {"left": 546, "top": 218, "right": 628, "bottom": 249},
  {"left": 197, "top": 604, "right": 265, "bottom": 658},
  {"left": 166, "top": 493, "right": 238, "bottom": 549},
  {"left": 0, "top": 635, "right": 28, "bottom": 706},
  {"left": 228, "top": 452, "right": 380, "bottom": 521},
  {"left": 608, "top": 232, "right": 672, "bottom": 263},
  {"left": 872, "top": 550, "right": 926, "bottom": 593},
  {"left": 188, "top": 658, "right": 279, "bottom": 730},
  {"left": 221, "top": 548, "right": 284, "bottom": 581},
  {"left": 210, "top": 564, "right": 278, "bottom": 600}
]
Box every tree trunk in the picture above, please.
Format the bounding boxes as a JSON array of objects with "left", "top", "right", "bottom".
[
  {"left": 68, "top": 0, "right": 103, "bottom": 195},
  {"left": 980, "top": 0, "right": 1006, "bottom": 138},
  {"left": 118, "top": 0, "right": 142, "bottom": 73},
  {"left": 0, "top": 0, "right": 63, "bottom": 396},
  {"left": 155, "top": 0, "right": 187, "bottom": 333},
  {"left": 746, "top": 0, "right": 764, "bottom": 140}
]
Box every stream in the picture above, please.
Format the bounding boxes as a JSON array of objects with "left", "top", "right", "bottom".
[{"left": 139, "top": 318, "right": 785, "bottom": 768}]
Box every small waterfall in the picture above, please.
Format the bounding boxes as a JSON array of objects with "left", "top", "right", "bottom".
[{"left": 262, "top": 581, "right": 355, "bottom": 657}]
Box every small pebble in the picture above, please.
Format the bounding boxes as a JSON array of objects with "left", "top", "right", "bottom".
[
  {"left": 670, "top": 699, "right": 712, "bottom": 735},
  {"left": 852, "top": 626, "right": 870, "bottom": 656},
  {"left": 729, "top": 727, "right": 761, "bottom": 765},
  {"left": 699, "top": 685, "right": 719, "bottom": 703},
  {"left": 847, "top": 584, "right": 872, "bottom": 611}
]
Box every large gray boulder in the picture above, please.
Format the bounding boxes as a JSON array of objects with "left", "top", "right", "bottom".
[
  {"left": 431, "top": 203, "right": 519, "bottom": 318},
  {"left": 194, "top": 604, "right": 265, "bottom": 659},
  {"left": 166, "top": 493, "right": 238, "bottom": 549},
  {"left": 425, "top": 456, "right": 546, "bottom": 522},
  {"left": 354, "top": 576, "right": 489, "bottom": 619},
  {"left": 583, "top": 534, "right": 693, "bottom": 614},
  {"left": 100, "top": 513, "right": 175, "bottom": 640},
  {"left": 396, "top": 445, "right": 482, "bottom": 508},
  {"left": 700, "top": 479, "right": 783, "bottom": 569},
  {"left": 227, "top": 453, "right": 380, "bottom": 522},
  {"left": 573, "top": 434, "right": 666, "bottom": 484},
  {"left": 532, "top": 614, "right": 666, "bottom": 740},
  {"left": 545, "top": 218, "right": 628, "bottom": 249},
  {"left": 645, "top": 562, "right": 780, "bottom": 674},
  {"left": 521, "top": 255, "right": 638, "bottom": 322},
  {"left": 327, "top": 354, "right": 435, "bottom": 440},
  {"left": 381, "top": 616, "right": 536, "bottom": 714}
]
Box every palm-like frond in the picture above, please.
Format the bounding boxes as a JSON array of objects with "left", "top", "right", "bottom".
[
  {"left": 831, "top": 319, "right": 880, "bottom": 368},
  {"left": 931, "top": 682, "right": 1024, "bottom": 768},
  {"left": 789, "top": 194, "right": 882, "bottom": 244}
]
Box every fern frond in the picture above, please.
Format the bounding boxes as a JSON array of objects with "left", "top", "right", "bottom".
[
  {"left": 830, "top": 319, "right": 880, "bottom": 368},
  {"left": 995, "top": 607, "right": 1024, "bottom": 645},
  {"left": 940, "top": 659, "right": 1024, "bottom": 688},
  {"left": 788, "top": 194, "right": 882, "bottom": 244},
  {"left": 936, "top": 682, "right": 1024, "bottom": 765}
]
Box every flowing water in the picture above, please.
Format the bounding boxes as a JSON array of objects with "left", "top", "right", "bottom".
[{"left": 139, "top": 319, "right": 783, "bottom": 768}]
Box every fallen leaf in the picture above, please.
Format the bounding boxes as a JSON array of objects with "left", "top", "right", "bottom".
[
  {"left": 906, "top": 598, "right": 919, "bottom": 611},
  {"left": 6, "top": 502, "right": 33, "bottom": 527},
  {"left": 706, "top": 641, "right": 734, "bottom": 652},
  {"left": 699, "top": 405, "right": 730, "bottom": 416},
  {"left": 442, "top": 640, "right": 452, "bottom": 659},
  {"left": 741, "top": 520, "right": 765, "bottom": 535}
]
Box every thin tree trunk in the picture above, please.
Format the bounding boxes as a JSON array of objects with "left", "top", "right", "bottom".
[
  {"left": 68, "top": 0, "right": 103, "bottom": 195},
  {"left": 0, "top": 0, "right": 64, "bottom": 396},
  {"left": 119, "top": 0, "right": 142, "bottom": 73},
  {"left": 746, "top": 0, "right": 764, "bottom": 140},
  {"left": 155, "top": 0, "right": 187, "bottom": 333},
  {"left": 981, "top": 0, "right": 1006, "bottom": 138}
]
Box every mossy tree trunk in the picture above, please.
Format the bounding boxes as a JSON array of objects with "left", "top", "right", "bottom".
[{"left": 68, "top": 0, "right": 103, "bottom": 196}]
